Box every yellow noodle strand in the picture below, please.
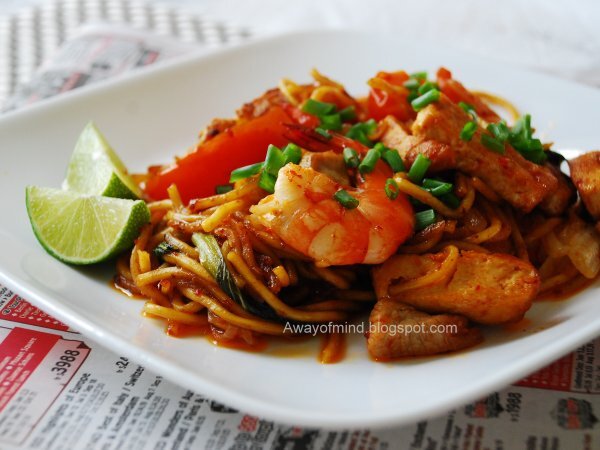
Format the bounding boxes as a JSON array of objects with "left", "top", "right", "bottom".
[
  {"left": 201, "top": 199, "right": 245, "bottom": 232},
  {"left": 394, "top": 175, "right": 461, "bottom": 218},
  {"left": 142, "top": 302, "right": 208, "bottom": 326},
  {"left": 179, "top": 287, "right": 285, "bottom": 335}
]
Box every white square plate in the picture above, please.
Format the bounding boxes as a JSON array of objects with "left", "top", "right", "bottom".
[{"left": 1, "top": 31, "right": 599, "bottom": 429}]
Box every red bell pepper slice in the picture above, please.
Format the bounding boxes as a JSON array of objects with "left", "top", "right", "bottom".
[
  {"left": 144, "top": 106, "right": 292, "bottom": 202},
  {"left": 366, "top": 71, "right": 415, "bottom": 122}
]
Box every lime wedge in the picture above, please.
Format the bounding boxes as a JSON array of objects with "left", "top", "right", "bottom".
[
  {"left": 63, "top": 122, "right": 143, "bottom": 199},
  {"left": 26, "top": 186, "right": 150, "bottom": 265}
]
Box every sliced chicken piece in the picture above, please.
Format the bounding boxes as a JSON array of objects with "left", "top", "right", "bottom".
[
  {"left": 199, "top": 118, "right": 237, "bottom": 143},
  {"left": 198, "top": 88, "right": 288, "bottom": 143},
  {"left": 236, "top": 88, "right": 288, "bottom": 120},
  {"left": 373, "top": 249, "right": 539, "bottom": 325},
  {"left": 539, "top": 163, "right": 575, "bottom": 216},
  {"left": 380, "top": 116, "right": 456, "bottom": 172},
  {"left": 411, "top": 96, "right": 558, "bottom": 212},
  {"left": 568, "top": 151, "right": 600, "bottom": 219},
  {"left": 367, "top": 300, "right": 482, "bottom": 360},
  {"left": 300, "top": 150, "right": 350, "bottom": 186}
]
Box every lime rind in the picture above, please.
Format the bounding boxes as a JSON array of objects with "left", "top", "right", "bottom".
[
  {"left": 26, "top": 186, "right": 150, "bottom": 265},
  {"left": 63, "top": 122, "right": 143, "bottom": 199}
]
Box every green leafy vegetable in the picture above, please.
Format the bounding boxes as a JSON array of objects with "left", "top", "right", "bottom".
[
  {"left": 153, "top": 241, "right": 176, "bottom": 260},
  {"left": 192, "top": 233, "right": 278, "bottom": 320}
]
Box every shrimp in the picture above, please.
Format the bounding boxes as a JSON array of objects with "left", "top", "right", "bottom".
[{"left": 249, "top": 159, "right": 414, "bottom": 267}]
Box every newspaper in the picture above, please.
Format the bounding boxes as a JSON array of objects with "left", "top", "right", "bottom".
[
  {"left": 0, "top": 282, "right": 598, "bottom": 449},
  {"left": 1, "top": 25, "right": 599, "bottom": 450},
  {"left": 2, "top": 24, "right": 197, "bottom": 112}
]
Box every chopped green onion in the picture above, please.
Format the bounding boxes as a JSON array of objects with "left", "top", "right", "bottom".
[
  {"left": 229, "top": 161, "right": 263, "bottom": 183},
  {"left": 481, "top": 133, "right": 506, "bottom": 154},
  {"left": 343, "top": 147, "right": 360, "bottom": 168},
  {"left": 403, "top": 78, "right": 420, "bottom": 90},
  {"left": 414, "top": 209, "right": 436, "bottom": 231},
  {"left": 458, "top": 101, "right": 477, "bottom": 119},
  {"left": 385, "top": 178, "right": 399, "bottom": 200},
  {"left": 258, "top": 171, "right": 277, "bottom": 193},
  {"left": 460, "top": 121, "right": 477, "bottom": 141},
  {"left": 264, "top": 144, "right": 286, "bottom": 176},
  {"left": 358, "top": 148, "right": 381, "bottom": 174},
  {"left": 302, "top": 98, "right": 336, "bottom": 116},
  {"left": 319, "top": 113, "right": 342, "bottom": 131},
  {"left": 339, "top": 106, "right": 357, "bottom": 122},
  {"left": 361, "top": 119, "right": 378, "bottom": 134},
  {"left": 381, "top": 148, "right": 405, "bottom": 172},
  {"left": 333, "top": 189, "right": 359, "bottom": 209},
  {"left": 487, "top": 121, "right": 510, "bottom": 142},
  {"left": 407, "top": 90, "right": 419, "bottom": 103},
  {"left": 315, "top": 127, "right": 332, "bottom": 139},
  {"left": 215, "top": 184, "right": 234, "bottom": 194},
  {"left": 508, "top": 114, "right": 547, "bottom": 164},
  {"left": 282, "top": 143, "right": 302, "bottom": 164},
  {"left": 411, "top": 89, "right": 441, "bottom": 111},
  {"left": 440, "top": 192, "right": 461, "bottom": 209},
  {"left": 518, "top": 139, "right": 547, "bottom": 164},
  {"left": 410, "top": 71, "right": 428, "bottom": 81},
  {"left": 422, "top": 178, "right": 453, "bottom": 196},
  {"left": 408, "top": 154, "right": 431, "bottom": 184},
  {"left": 346, "top": 119, "right": 377, "bottom": 147},
  {"left": 372, "top": 142, "right": 387, "bottom": 153},
  {"left": 418, "top": 81, "right": 438, "bottom": 96},
  {"left": 510, "top": 114, "right": 532, "bottom": 142}
]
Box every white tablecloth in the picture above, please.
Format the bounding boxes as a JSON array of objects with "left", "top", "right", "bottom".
[{"left": 170, "top": 0, "right": 600, "bottom": 87}]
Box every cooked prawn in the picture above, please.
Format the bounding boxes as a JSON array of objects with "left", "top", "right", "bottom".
[{"left": 250, "top": 160, "right": 414, "bottom": 266}]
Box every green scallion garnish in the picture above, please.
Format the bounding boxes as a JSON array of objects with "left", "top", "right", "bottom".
[
  {"left": 358, "top": 148, "right": 381, "bottom": 174},
  {"left": 343, "top": 147, "right": 360, "bottom": 168},
  {"left": 258, "top": 170, "right": 277, "bottom": 193},
  {"left": 264, "top": 144, "right": 286, "bottom": 176},
  {"left": 458, "top": 101, "right": 477, "bottom": 119},
  {"left": 415, "top": 209, "right": 436, "bottom": 231},
  {"left": 487, "top": 121, "right": 510, "bottom": 142},
  {"left": 481, "top": 133, "right": 506, "bottom": 154},
  {"left": 411, "top": 89, "right": 441, "bottom": 111},
  {"left": 410, "top": 71, "right": 428, "bottom": 82},
  {"left": 333, "top": 189, "right": 359, "bottom": 209},
  {"left": 418, "top": 81, "right": 438, "bottom": 96},
  {"left": 407, "top": 154, "right": 431, "bottom": 184},
  {"left": 302, "top": 98, "right": 336, "bottom": 117},
  {"left": 403, "top": 78, "right": 420, "bottom": 90},
  {"left": 385, "top": 178, "right": 399, "bottom": 200},
  {"left": 229, "top": 161, "right": 263, "bottom": 183},
  {"left": 320, "top": 113, "right": 342, "bottom": 131},
  {"left": 422, "top": 178, "right": 453, "bottom": 196},
  {"left": 339, "top": 106, "right": 357, "bottom": 122},
  {"left": 508, "top": 114, "right": 547, "bottom": 164},
  {"left": 460, "top": 121, "right": 477, "bottom": 141},
  {"left": 381, "top": 148, "right": 405, "bottom": 173},
  {"left": 346, "top": 119, "right": 377, "bottom": 147},
  {"left": 315, "top": 127, "right": 332, "bottom": 139},
  {"left": 282, "top": 143, "right": 302, "bottom": 165}
]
